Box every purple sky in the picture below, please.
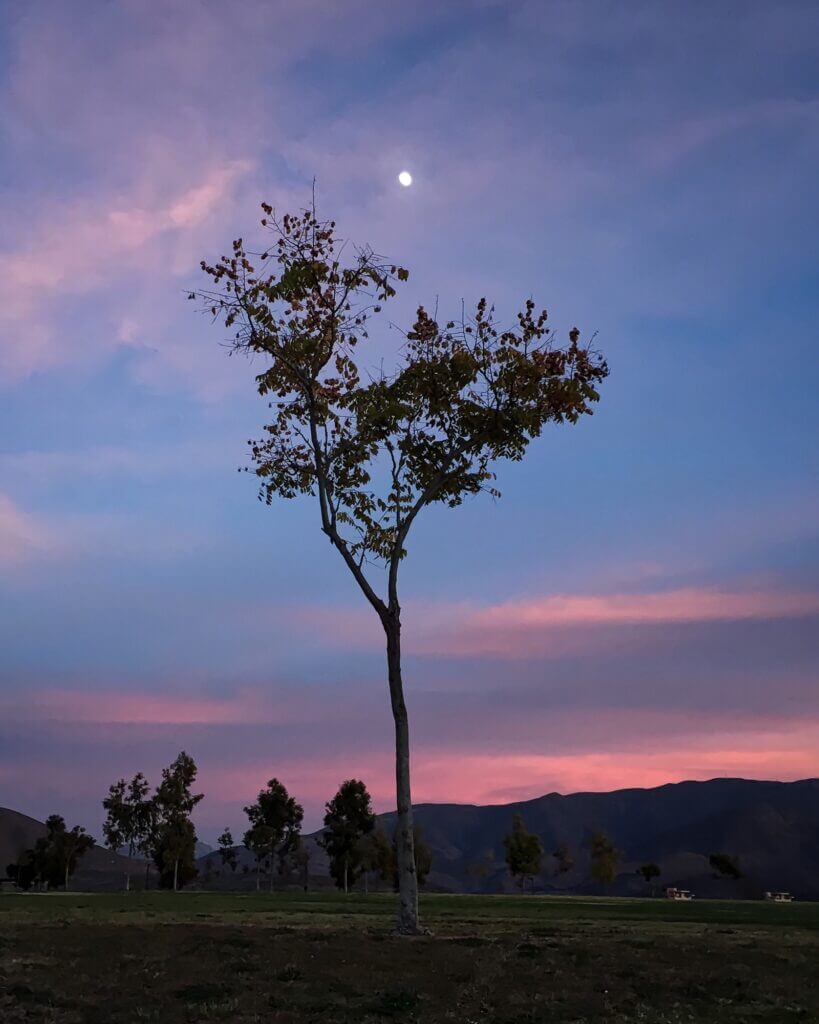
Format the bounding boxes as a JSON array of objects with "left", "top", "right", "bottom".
[{"left": 1, "top": 1, "right": 817, "bottom": 841}]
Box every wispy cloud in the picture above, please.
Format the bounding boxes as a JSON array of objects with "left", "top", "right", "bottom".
[
  {"left": 0, "top": 494, "right": 55, "bottom": 568},
  {"left": 279, "top": 586, "right": 819, "bottom": 659}
]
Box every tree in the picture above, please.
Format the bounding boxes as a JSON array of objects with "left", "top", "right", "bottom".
[
  {"left": 389, "top": 824, "right": 433, "bottom": 893},
  {"left": 638, "top": 862, "right": 661, "bottom": 895},
  {"left": 196, "top": 203, "right": 608, "bottom": 933},
  {"left": 503, "top": 814, "right": 543, "bottom": 891},
  {"left": 320, "top": 779, "right": 376, "bottom": 894},
  {"left": 410, "top": 827, "right": 433, "bottom": 889},
  {"left": 6, "top": 850, "right": 37, "bottom": 891},
  {"left": 102, "top": 772, "right": 151, "bottom": 891},
  {"left": 153, "top": 817, "right": 198, "bottom": 890},
  {"left": 217, "top": 827, "right": 238, "bottom": 875},
  {"left": 361, "top": 827, "right": 393, "bottom": 892},
  {"left": 153, "top": 751, "right": 203, "bottom": 891},
  {"left": 553, "top": 842, "right": 574, "bottom": 876},
  {"left": 243, "top": 778, "right": 303, "bottom": 892},
  {"left": 27, "top": 815, "right": 94, "bottom": 890},
  {"left": 589, "top": 831, "right": 619, "bottom": 886},
  {"left": 709, "top": 852, "right": 742, "bottom": 880}
]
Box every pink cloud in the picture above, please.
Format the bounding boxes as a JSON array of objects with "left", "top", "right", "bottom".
[
  {"left": 7, "top": 687, "right": 292, "bottom": 727},
  {"left": 278, "top": 585, "right": 819, "bottom": 659},
  {"left": 0, "top": 161, "right": 251, "bottom": 382}
]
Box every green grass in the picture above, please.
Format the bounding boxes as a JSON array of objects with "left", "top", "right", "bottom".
[
  {"left": 2, "top": 891, "right": 818, "bottom": 1022},
  {"left": 2, "top": 889, "right": 818, "bottom": 930}
]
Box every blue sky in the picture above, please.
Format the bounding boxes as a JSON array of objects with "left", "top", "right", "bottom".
[{"left": 0, "top": 0, "right": 817, "bottom": 837}]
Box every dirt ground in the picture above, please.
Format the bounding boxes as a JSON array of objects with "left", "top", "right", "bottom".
[{"left": 1, "top": 893, "right": 818, "bottom": 1022}]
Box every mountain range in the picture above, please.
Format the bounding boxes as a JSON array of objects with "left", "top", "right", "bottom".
[{"left": 3, "top": 777, "right": 818, "bottom": 898}]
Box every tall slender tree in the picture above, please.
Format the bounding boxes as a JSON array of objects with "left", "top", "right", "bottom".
[
  {"left": 217, "top": 827, "right": 238, "bottom": 876},
  {"left": 153, "top": 751, "right": 203, "bottom": 892},
  {"left": 243, "top": 779, "right": 303, "bottom": 893},
  {"left": 320, "top": 779, "right": 376, "bottom": 894},
  {"left": 102, "top": 772, "right": 151, "bottom": 891},
  {"left": 196, "top": 203, "right": 608, "bottom": 932}
]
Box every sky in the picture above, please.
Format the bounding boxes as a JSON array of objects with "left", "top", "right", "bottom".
[{"left": 1, "top": 0, "right": 817, "bottom": 841}]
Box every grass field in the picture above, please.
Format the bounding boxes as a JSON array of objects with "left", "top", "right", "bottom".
[{"left": 2, "top": 891, "right": 818, "bottom": 1022}]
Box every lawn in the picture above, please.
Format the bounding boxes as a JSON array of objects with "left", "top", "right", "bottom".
[{"left": 2, "top": 891, "right": 818, "bottom": 1022}]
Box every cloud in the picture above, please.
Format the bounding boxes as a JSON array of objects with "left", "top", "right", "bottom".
[
  {"left": 279, "top": 585, "right": 819, "bottom": 659},
  {"left": 0, "top": 494, "right": 55, "bottom": 568},
  {"left": 0, "top": 162, "right": 252, "bottom": 382},
  {"left": 13, "top": 687, "right": 280, "bottom": 727}
]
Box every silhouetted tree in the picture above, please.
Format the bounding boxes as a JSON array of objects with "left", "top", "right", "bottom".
[
  {"left": 320, "top": 779, "right": 376, "bottom": 894},
  {"left": 102, "top": 772, "right": 151, "bottom": 891},
  {"left": 589, "top": 831, "right": 619, "bottom": 886},
  {"left": 709, "top": 852, "right": 743, "bottom": 880},
  {"left": 243, "top": 779, "right": 303, "bottom": 892},
  {"left": 196, "top": 202, "right": 608, "bottom": 933},
  {"left": 217, "top": 827, "right": 238, "bottom": 876},
  {"left": 152, "top": 751, "right": 203, "bottom": 891},
  {"left": 503, "top": 814, "right": 543, "bottom": 891},
  {"left": 638, "top": 862, "right": 661, "bottom": 895},
  {"left": 361, "top": 827, "right": 393, "bottom": 892},
  {"left": 553, "top": 842, "right": 574, "bottom": 876},
  {"left": 26, "top": 815, "right": 94, "bottom": 890},
  {"left": 6, "top": 850, "right": 37, "bottom": 891}
]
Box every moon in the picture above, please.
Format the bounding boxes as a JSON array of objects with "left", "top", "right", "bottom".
[{"left": 398, "top": 170, "right": 413, "bottom": 187}]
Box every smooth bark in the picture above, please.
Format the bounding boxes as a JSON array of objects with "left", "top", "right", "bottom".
[{"left": 385, "top": 615, "right": 420, "bottom": 934}]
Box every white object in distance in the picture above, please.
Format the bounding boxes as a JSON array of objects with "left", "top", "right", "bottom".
[{"left": 398, "top": 170, "right": 413, "bottom": 187}]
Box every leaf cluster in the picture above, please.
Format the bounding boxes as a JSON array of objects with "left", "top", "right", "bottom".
[{"left": 195, "top": 203, "right": 608, "bottom": 618}]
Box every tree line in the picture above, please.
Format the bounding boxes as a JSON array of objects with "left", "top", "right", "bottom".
[
  {"left": 6, "top": 753, "right": 433, "bottom": 894},
  {"left": 502, "top": 814, "right": 743, "bottom": 894}
]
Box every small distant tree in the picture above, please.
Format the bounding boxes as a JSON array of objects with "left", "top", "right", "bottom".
[
  {"left": 361, "top": 827, "right": 393, "bottom": 892},
  {"left": 503, "top": 815, "right": 543, "bottom": 891},
  {"left": 320, "top": 779, "right": 376, "bottom": 894},
  {"left": 638, "top": 862, "right": 661, "bottom": 895},
  {"left": 553, "top": 842, "right": 574, "bottom": 876},
  {"left": 102, "top": 772, "right": 151, "bottom": 891},
  {"left": 410, "top": 826, "right": 432, "bottom": 889},
  {"left": 589, "top": 831, "right": 619, "bottom": 886},
  {"left": 243, "top": 778, "right": 303, "bottom": 892},
  {"left": 217, "top": 827, "right": 238, "bottom": 876},
  {"left": 153, "top": 751, "right": 203, "bottom": 891},
  {"left": 196, "top": 203, "right": 608, "bottom": 933},
  {"left": 709, "top": 852, "right": 743, "bottom": 880}
]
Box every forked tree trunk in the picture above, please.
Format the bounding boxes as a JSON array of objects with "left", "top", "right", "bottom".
[{"left": 385, "top": 616, "right": 421, "bottom": 934}]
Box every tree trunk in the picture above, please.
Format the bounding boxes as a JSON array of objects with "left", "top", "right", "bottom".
[
  {"left": 125, "top": 872, "right": 131, "bottom": 893},
  {"left": 343, "top": 858, "right": 348, "bottom": 895},
  {"left": 256, "top": 863, "right": 260, "bottom": 892},
  {"left": 173, "top": 858, "right": 179, "bottom": 893},
  {"left": 65, "top": 864, "right": 69, "bottom": 890},
  {"left": 145, "top": 859, "right": 150, "bottom": 891},
  {"left": 385, "top": 616, "right": 421, "bottom": 934}
]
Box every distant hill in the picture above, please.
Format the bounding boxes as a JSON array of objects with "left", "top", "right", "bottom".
[
  {"left": 5, "top": 778, "right": 819, "bottom": 897},
  {"left": 376, "top": 777, "right": 819, "bottom": 899}
]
